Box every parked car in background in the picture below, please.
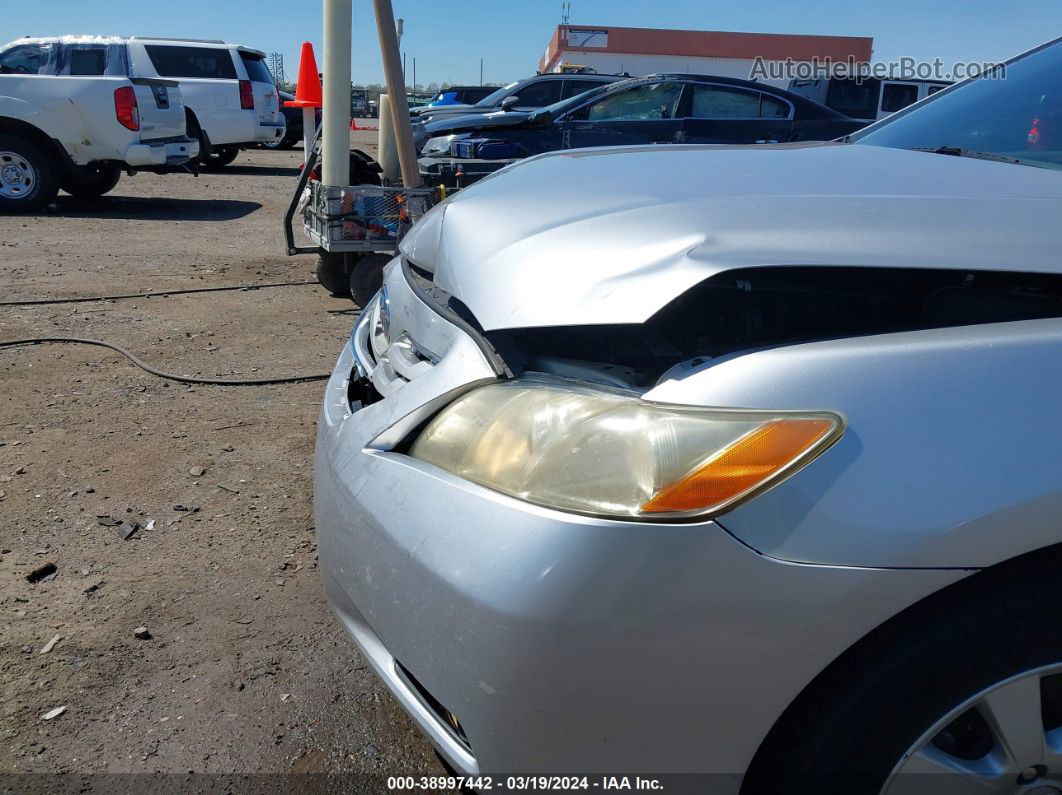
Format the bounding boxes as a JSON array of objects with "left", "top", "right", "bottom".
[
  {"left": 788, "top": 76, "right": 950, "bottom": 122},
  {"left": 351, "top": 88, "right": 369, "bottom": 117},
  {"left": 0, "top": 36, "right": 197, "bottom": 212},
  {"left": 422, "top": 85, "right": 496, "bottom": 108},
  {"left": 264, "top": 90, "right": 319, "bottom": 150},
  {"left": 418, "top": 74, "right": 864, "bottom": 181},
  {"left": 126, "top": 38, "right": 285, "bottom": 169},
  {"left": 317, "top": 35, "right": 1062, "bottom": 792},
  {"left": 406, "top": 92, "right": 433, "bottom": 109},
  {"left": 409, "top": 72, "right": 624, "bottom": 145}
]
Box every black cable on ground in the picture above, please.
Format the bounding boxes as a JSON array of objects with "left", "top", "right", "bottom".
[
  {"left": 0, "top": 279, "right": 319, "bottom": 307},
  {"left": 0, "top": 337, "right": 330, "bottom": 386}
]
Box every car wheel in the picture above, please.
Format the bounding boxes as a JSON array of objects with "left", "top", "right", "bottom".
[
  {"left": 315, "top": 252, "right": 352, "bottom": 297},
  {"left": 349, "top": 254, "right": 389, "bottom": 308},
  {"left": 0, "top": 134, "right": 59, "bottom": 213},
  {"left": 742, "top": 551, "right": 1062, "bottom": 795},
  {"left": 61, "top": 164, "right": 121, "bottom": 198},
  {"left": 263, "top": 136, "right": 296, "bottom": 151},
  {"left": 200, "top": 145, "right": 240, "bottom": 170}
]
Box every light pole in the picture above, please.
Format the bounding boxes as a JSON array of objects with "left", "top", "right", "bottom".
[{"left": 321, "top": 0, "right": 351, "bottom": 186}]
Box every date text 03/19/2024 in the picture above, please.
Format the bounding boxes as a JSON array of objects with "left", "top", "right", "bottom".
[{"left": 386, "top": 775, "right": 666, "bottom": 791}]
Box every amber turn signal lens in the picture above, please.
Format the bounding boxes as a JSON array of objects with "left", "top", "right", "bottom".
[{"left": 641, "top": 418, "right": 837, "bottom": 514}]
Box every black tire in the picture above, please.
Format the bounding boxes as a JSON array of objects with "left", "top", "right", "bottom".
[
  {"left": 742, "top": 549, "right": 1062, "bottom": 795},
  {"left": 200, "top": 145, "right": 240, "bottom": 170},
  {"left": 263, "top": 134, "right": 297, "bottom": 151},
  {"left": 0, "top": 134, "right": 59, "bottom": 213},
  {"left": 61, "top": 164, "right": 121, "bottom": 198},
  {"left": 349, "top": 254, "right": 389, "bottom": 308},
  {"left": 316, "top": 252, "right": 352, "bottom": 297}
]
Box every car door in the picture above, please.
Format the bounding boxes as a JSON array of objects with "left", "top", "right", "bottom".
[
  {"left": 135, "top": 44, "right": 246, "bottom": 145},
  {"left": 680, "top": 83, "right": 794, "bottom": 144},
  {"left": 0, "top": 42, "right": 53, "bottom": 75},
  {"left": 559, "top": 80, "right": 685, "bottom": 149}
]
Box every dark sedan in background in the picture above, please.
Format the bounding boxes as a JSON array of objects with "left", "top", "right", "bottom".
[
  {"left": 418, "top": 74, "right": 866, "bottom": 184},
  {"left": 264, "top": 90, "right": 320, "bottom": 151}
]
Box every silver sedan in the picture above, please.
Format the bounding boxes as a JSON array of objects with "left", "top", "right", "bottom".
[{"left": 315, "top": 36, "right": 1062, "bottom": 793}]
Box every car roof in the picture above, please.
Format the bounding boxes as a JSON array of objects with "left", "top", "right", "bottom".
[
  {"left": 129, "top": 37, "right": 266, "bottom": 57},
  {"left": 524, "top": 72, "right": 622, "bottom": 81}
]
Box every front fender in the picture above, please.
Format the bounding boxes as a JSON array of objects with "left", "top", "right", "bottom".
[{"left": 644, "top": 318, "right": 1062, "bottom": 568}]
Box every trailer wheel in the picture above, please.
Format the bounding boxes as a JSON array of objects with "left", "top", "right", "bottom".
[
  {"left": 61, "top": 164, "right": 121, "bottom": 198},
  {"left": 349, "top": 254, "right": 389, "bottom": 308},
  {"left": 0, "top": 134, "right": 59, "bottom": 213},
  {"left": 315, "top": 252, "right": 352, "bottom": 297}
]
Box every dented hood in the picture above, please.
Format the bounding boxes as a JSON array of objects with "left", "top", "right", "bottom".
[{"left": 400, "top": 142, "right": 1062, "bottom": 331}]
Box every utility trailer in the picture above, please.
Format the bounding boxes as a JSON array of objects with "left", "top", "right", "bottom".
[{"left": 283, "top": 134, "right": 444, "bottom": 306}]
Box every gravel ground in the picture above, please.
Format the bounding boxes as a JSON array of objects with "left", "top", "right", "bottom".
[{"left": 0, "top": 128, "right": 449, "bottom": 791}]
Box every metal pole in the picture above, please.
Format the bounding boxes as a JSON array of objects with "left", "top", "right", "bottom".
[
  {"left": 322, "top": 0, "right": 351, "bottom": 186},
  {"left": 372, "top": 0, "right": 421, "bottom": 187},
  {"left": 479, "top": 58, "right": 483, "bottom": 85},
  {"left": 302, "top": 107, "right": 315, "bottom": 164}
]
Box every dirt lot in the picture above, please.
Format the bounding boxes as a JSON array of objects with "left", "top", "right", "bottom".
[{"left": 0, "top": 129, "right": 447, "bottom": 790}]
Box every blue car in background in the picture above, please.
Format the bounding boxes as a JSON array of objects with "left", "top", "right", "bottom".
[{"left": 423, "top": 85, "right": 495, "bottom": 108}]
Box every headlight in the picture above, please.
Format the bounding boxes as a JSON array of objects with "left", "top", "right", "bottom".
[
  {"left": 409, "top": 380, "right": 843, "bottom": 520},
  {"left": 421, "top": 134, "right": 456, "bottom": 157}
]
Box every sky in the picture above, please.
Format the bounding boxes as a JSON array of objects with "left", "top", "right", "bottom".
[{"left": 5, "top": 0, "right": 1062, "bottom": 88}]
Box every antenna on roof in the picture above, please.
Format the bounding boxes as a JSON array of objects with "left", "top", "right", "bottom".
[{"left": 561, "top": 2, "right": 571, "bottom": 24}]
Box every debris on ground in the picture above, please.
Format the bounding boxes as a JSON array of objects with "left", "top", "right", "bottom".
[
  {"left": 39, "top": 634, "right": 62, "bottom": 654},
  {"left": 26, "top": 562, "right": 58, "bottom": 584},
  {"left": 117, "top": 521, "right": 140, "bottom": 540},
  {"left": 41, "top": 706, "right": 67, "bottom": 721},
  {"left": 133, "top": 626, "right": 152, "bottom": 640},
  {"left": 0, "top": 142, "right": 443, "bottom": 779},
  {"left": 189, "top": 466, "right": 206, "bottom": 477},
  {"left": 97, "top": 516, "right": 121, "bottom": 527}
]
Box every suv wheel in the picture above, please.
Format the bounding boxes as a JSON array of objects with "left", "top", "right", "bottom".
[
  {"left": 0, "top": 134, "right": 59, "bottom": 213},
  {"left": 200, "top": 145, "right": 240, "bottom": 171},
  {"left": 61, "top": 164, "right": 121, "bottom": 198},
  {"left": 263, "top": 135, "right": 296, "bottom": 151}
]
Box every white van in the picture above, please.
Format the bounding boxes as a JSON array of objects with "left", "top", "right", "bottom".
[
  {"left": 126, "top": 38, "right": 285, "bottom": 169},
  {"left": 788, "top": 77, "right": 950, "bottom": 122}
]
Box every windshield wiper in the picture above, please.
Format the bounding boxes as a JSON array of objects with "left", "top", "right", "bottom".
[{"left": 910, "top": 146, "right": 1021, "bottom": 164}]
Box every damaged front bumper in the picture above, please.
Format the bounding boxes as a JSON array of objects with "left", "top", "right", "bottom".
[{"left": 313, "top": 260, "right": 964, "bottom": 780}]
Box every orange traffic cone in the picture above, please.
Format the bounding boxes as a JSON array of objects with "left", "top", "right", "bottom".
[
  {"left": 285, "top": 42, "right": 322, "bottom": 109},
  {"left": 351, "top": 118, "right": 377, "bottom": 131}
]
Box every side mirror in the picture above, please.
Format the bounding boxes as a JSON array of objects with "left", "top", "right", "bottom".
[{"left": 500, "top": 95, "right": 519, "bottom": 110}]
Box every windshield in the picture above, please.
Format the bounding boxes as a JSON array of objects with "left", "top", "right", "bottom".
[
  {"left": 530, "top": 83, "right": 616, "bottom": 121},
  {"left": 853, "top": 38, "right": 1062, "bottom": 170},
  {"left": 474, "top": 81, "right": 518, "bottom": 108}
]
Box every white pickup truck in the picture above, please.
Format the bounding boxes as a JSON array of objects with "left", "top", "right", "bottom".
[{"left": 0, "top": 36, "right": 198, "bottom": 212}]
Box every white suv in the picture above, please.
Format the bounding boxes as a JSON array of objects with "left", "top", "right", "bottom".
[
  {"left": 0, "top": 36, "right": 198, "bottom": 212},
  {"left": 126, "top": 38, "right": 285, "bottom": 169}
]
